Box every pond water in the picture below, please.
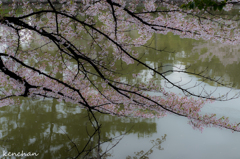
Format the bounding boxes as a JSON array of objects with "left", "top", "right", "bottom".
[{"left": 1, "top": 22, "right": 240, "bottom": 159}]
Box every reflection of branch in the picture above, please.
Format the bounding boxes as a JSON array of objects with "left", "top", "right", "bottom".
[
  {"left": 126, "top": 134, "right": 167, "bottom": 159},
  {"left": 61, "top": 110, "right": 134, "bottom": 158},
  {"left": 59, "top": 126, "right": 80, "bottom": 158},
  {"left": 100, "top": 126, "right": 134, "bottom": 158}
]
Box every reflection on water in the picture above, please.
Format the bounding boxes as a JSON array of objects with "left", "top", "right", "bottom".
[
  {"left": 1, "top": 29, "right": 240, "bottom": 158},
  {"left": 0, "top": 98, "right": 158, "bottom": 158}
]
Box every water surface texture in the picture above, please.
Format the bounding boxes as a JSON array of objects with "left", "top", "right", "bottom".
[{"left": 1, "top": 30, "right": 240, "bottom": 158}]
